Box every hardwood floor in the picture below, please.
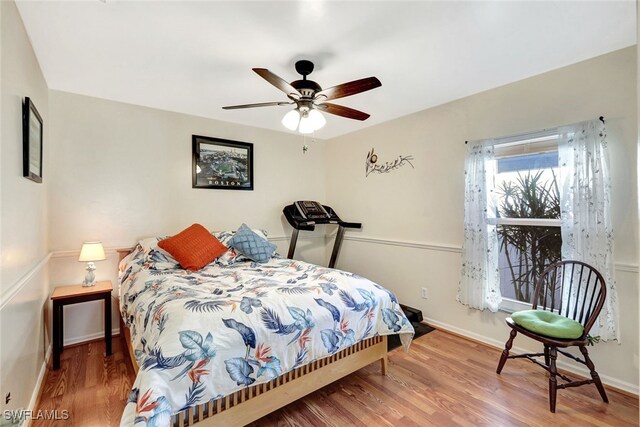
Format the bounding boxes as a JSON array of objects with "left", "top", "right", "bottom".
[
  {"left": 34, "top": 329, "right": 638, "bottom": 426},
  {"left": 34, "top": 337, "right": 135, "bottom": 427}
]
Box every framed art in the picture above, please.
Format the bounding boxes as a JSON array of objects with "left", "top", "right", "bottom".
[
  {"left": 192, "top": 135, "right": 254, "bottom": 190},
  {"left": 22, "top": 97, "right": 43, "bottom": 183}
]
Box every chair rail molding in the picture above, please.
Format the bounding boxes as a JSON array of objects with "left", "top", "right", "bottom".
[
  {"left": 6, "top": 237, "right": 635, "bottom": 310},
  {"left": 341, "top": 235, "right": 638, "bottom": 272},
  {"left": 343, "top": 235, "right": 463, "bottom": 253},
  {"left": 50, "top": 237, "right": 637, "bottom": 272},
  {"left": 0, "top": 253, "right": 52, "bottom": 310},
  {"left": 615, "top": 262, "right": 639, "bottom": 273},
  {"left": 51, "top": 248, "right": 121, "bottom": 259}
]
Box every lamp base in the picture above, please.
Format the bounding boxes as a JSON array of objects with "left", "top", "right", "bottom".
[{"left": 83, "top": 262, "right": 97, "bottom": 287}]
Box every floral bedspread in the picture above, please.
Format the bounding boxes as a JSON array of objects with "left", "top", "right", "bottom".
[{"left": 119, "top": 242, "right": 414, "bottom": 426}]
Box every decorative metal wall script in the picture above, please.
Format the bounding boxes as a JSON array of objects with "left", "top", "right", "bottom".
[{"left": 365, "top": 148, "right": 414, "bottom": 177}]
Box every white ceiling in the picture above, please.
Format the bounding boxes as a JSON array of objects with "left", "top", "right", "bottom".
[{"left": 16, "top": 1, "right": 636, "bottom": 140}]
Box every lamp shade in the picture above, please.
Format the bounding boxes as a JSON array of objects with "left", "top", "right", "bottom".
[
  {"left": 298, "top": 115, "right": 315, "bottom": 134},
  {"left": 78, "top": 241, "right": 106, "bottom": 262},
  {"left": 281, "top": 110, "right": 300, "bottom": 131},
  {"left": 307, "top": 109, "right": 326, "bottom": 130}
]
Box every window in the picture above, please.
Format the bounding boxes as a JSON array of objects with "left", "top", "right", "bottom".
[
  {"left": 492, "top": 135, "right": 561, "bottom": 311},
  {"left": 459, "top": 119, "right": 617, "bottom": 339}
]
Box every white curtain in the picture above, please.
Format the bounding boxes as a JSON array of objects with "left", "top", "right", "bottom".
[
  {"left": 457, "top": 142, "right": 502, "bottom": 312},
  {"left": 558, "top": 119, "right": 619, "bottom": 342}
]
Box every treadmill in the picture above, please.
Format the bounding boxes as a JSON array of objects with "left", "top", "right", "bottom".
[{"left": 283, "top": 201, "right": 361, "bottom": 268}]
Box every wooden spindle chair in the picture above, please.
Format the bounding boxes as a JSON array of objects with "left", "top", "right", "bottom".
[{"left": 496, "top": 260, "right": 609, "bottom": 412}]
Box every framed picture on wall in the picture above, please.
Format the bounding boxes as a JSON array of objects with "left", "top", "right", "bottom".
[
  {"left": 192, "top": 135, "right": 254, "bottom": 190},
  {"left": 22, "top": 97, "right": 43, "bottom": 183}
]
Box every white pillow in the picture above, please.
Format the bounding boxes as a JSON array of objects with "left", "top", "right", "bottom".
[{"left": 139, "top": 237, "right": 180, "bottom": 270}]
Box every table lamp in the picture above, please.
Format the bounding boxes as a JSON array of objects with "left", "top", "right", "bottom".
[{"left": 78, "top": 241, "right": 106, "bottom": 286}]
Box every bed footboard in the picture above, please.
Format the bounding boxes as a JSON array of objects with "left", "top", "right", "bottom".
[
  {"left": 119, "top": 315, "right": 387, "bottom": 426},
  {"left": 171, "top": 335, "right": 388, "bottom": 427}
]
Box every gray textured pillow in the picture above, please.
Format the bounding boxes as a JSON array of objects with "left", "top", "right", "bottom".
[{"left": 228, "top": 223, "right": 277, "bottom": 263}]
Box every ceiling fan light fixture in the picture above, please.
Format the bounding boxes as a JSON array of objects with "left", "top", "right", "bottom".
[
  {"left": 298, "top": 114, "right": 315, "bottom": 134},
  {"left": 224, "top": 61, "right": 381, "bottom": 131},
  {"left": 282, "top": 109, "right": 300, "bottom": 131},
  {"left": 307, "top": 109, "right": 326, "bottom": 130}
]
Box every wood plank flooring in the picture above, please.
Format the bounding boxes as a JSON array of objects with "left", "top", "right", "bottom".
[
  {"left": 33, "top": 329, "right": 638, "bottom": 426},
  {"left": 34, "top": 337, "right": 135, "bottom": 427}
]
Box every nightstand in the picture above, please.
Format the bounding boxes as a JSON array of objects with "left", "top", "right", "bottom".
[{"left": 50, "top": 280, "right": 113, "bottom": 370}]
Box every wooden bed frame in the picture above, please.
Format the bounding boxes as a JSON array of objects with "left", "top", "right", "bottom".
[{"left": 116, "top": 249, "right": 389, "bottom": 426}]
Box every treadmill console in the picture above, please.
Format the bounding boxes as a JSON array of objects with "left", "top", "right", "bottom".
[
  {"left": 284, "top": 201, "right": 340, "bottom": 230},
  {"left": 295, "top": 201, "right": 331, "bottom": 220}
]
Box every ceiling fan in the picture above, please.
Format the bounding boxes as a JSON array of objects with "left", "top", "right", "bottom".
[{"left": 222, "top": 60, "right": 381, "bottom": 134}]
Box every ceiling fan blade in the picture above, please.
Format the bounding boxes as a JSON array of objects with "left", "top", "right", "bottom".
[
  {"left": 317, "top": 103, "right": 370, "bottom": 121},
  {"left": 315, "top": 77, "right": 381, "bottom": 101},
  {"left": 222, "top": 101, "right": 293, "bottom": 110},
  {"left": 253, "top": 68, "right": 301, "bottom": 98}
]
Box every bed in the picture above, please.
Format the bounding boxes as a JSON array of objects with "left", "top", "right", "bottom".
[{"left": 117, "top": 235, "right": 414, "bottom": 426}]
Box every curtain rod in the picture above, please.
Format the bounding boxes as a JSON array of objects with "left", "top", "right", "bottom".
[{"left": 464, "top": 116, "right": 605, "bottom": 145}]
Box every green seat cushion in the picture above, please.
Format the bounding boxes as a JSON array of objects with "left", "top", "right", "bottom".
[{"left": 511, "top": 310, "right": 584, "bottom": 339}]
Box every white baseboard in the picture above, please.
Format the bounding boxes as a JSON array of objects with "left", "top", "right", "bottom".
[
  {"left": 24, "top": 344, "right": 52, "bottom": 427},
  {"left": 23, "top": 332, "right": 121, "bottom": 426},
  {"left": 64, "top": 328, "right": 120, "bottom": 347},
  {"left": 424, "top": 317, "right": 639, "bottom": 396}
]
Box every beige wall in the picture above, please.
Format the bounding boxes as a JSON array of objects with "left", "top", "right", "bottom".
[
  {"left": 47, "top": 90, "right": 329, "bottom": 344},
  {"left": 48, "top": 90, "right": 327, "bottom": 251},
  {"left": 325, "top": 47, "right": 638, "bottom": 393},
  {"left": 1, "top": 1, "right": 49, "bottom": 294},
  {"left": 0, "top": 0, "right": 51, "bottom": 417},
  {"left": 636, "top": 0, "right": 639, "bottom": 395}
]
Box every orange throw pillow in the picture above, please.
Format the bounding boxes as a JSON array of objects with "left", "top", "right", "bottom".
[{"left": 158, "top": 224, "right": 227, "bottom": 271}]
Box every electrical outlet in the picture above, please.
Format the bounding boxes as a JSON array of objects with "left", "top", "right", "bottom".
[{"left": 421, "top": 287, "right": 428, "bottom": 299}]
